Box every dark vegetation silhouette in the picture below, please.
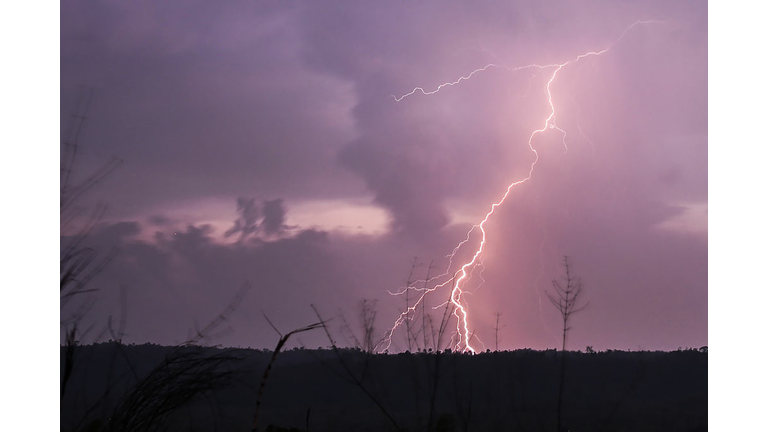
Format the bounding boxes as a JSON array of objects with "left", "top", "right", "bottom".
[
  {"left": 63, "top": 343, "right": 707, "bottom": 432},
  {"left": 312, "top": 304, "right": 405, "bottom": 432},
  {"left": 253, "top": 317, "right": 325, "bottom": 432}
]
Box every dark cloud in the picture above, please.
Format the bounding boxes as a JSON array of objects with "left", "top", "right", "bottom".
[
  {"left": 223, "top": 197, "right": 287, "bottom": 241},
  {"left": 224, "top": 197, "right": 262, "bottom": 241},
  {"left": 99, "top": 221, "right": 141, "bottom": 240},
  {"left": 147, "top": 215, "right": 172, "bottom": 226},
  {"left": 65, "top": 220, "right": 349, "bottom": 347},
  {"left": 261, "top": 199, "right": 287, "bottom": 236}
]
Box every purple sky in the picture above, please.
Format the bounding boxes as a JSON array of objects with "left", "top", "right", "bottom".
[{"left": 60, "top": 0, "right": 707, "bottom": 351}]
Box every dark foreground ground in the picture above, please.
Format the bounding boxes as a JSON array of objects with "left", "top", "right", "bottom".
[{"left": 61, "top": 343, "right": 707, "bottom": 432}]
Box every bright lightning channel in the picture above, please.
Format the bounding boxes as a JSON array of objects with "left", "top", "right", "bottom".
[{"left": 379, "top": 20, "right": 662, "bottom": 354}]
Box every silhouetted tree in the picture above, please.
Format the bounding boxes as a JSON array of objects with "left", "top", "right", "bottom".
[
  {"left": 493, "top": 311, "right": 503, "bottom": 352},
  {"left": 546, "top": 255, "right": 588, "bottom": 432},
  {"left": 547, "top": 256, "right": 588, "bottom": 353}
]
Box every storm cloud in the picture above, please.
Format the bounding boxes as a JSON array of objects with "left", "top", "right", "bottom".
[{"left": 61, "top": 0, "right": 706, "bottom": 351}]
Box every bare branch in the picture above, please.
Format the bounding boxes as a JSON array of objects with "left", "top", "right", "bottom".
[
  {"left": 182, "top": 283, "right": 250, "bottom": 346},
  {"left": 252, "top": 316, "right": 324, "bottom": 432}
]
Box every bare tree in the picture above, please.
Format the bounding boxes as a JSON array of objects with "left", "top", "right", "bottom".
[
  {"left": 493, "top": 311, "right": 503, "bottom": 352},
  {"left": 404, "top": 257, "right": 419, "bottom": 352},
  {"left": 421, "top": 259, "right": 435, "bottom": 351},
  {"left": 359, "top": 299, "right": 380, "bottom": 354},
  {"left": 338, "top": 299, "right": 383, "bottom": 354},
  {"left": 546, "top": 256, "right": 587, "bottom": 352},
  {"left": 546, "top": 255, "right": 588, "bottom": 432}
]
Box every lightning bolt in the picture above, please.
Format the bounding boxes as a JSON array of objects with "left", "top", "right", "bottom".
[{"left": 379, "top": 20, "right": 662, "bottom": 353}]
